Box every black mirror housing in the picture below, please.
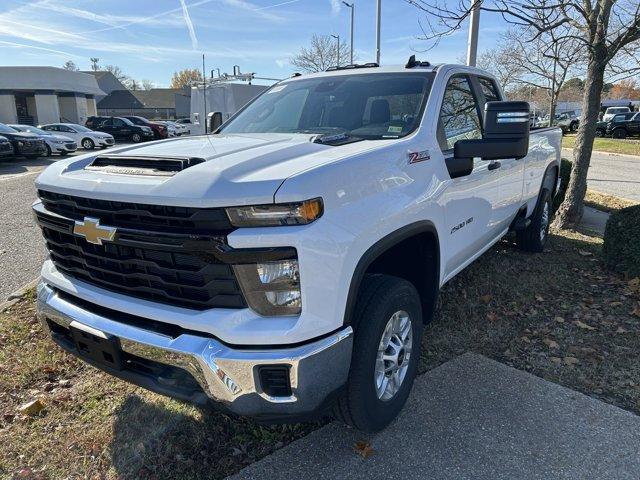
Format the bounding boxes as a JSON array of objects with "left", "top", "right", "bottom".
[{"left": 455, "top": 101, "right": 530, "bottom": 162}]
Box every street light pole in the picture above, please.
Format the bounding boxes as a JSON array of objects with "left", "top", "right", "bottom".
[
  {"left": 342, "top": 2, "right": 354, "bottom": 65},
  {"left": 331, "top": 34, "right": 340, "bottom": 67},
  {"left": 466, "top": 0, "right": 481, "bottom": 66},
  {"left": 375, "top": 0, "right": 381, "bottom": 64}
]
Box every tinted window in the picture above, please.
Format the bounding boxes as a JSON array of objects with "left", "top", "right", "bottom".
[
  {"left": 113, "top": 119, "right": 126, "bottom": 127},
  {"left": 477, "top": 77, "right": 500, "bottom": 103},
  {"left": 437, "top": 76, "right": 482, "bottom": 151}
]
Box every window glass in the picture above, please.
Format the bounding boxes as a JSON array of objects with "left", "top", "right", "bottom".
[
  {"left": 477, "top": 77, "right": 500, "bottom": 103},
  {"left": 113, "top": 119, "right": 125, "bottom": 127},
  {"left": 437, "top": 76, "right": 482, "bottom": 151}
]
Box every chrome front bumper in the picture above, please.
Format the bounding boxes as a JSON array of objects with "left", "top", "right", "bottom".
[{"left": 37, "top": 282, "right": 353, "bottom": 419}]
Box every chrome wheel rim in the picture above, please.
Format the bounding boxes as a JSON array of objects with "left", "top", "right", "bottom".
[
  {"left": 540, "top": 201, "right": 550, "bottom": 242},
  {"left": 375, "top": 310, "right": 413, "bottom": 401},
  {"left": 82, "top": 139, "right": 92, "bottom": 149}
]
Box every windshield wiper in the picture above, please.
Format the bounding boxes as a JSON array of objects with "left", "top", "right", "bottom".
[{"left": 311, "top": 132, "right": 365, "bottom": 146}]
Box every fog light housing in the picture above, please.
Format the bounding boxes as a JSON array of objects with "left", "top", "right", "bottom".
[{"left": 234, "top": 259, "right": 301, "bottom": 316}]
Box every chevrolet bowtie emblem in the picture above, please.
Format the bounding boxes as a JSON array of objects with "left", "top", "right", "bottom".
[{"left": 73, "top": 217, "right": 117, "bottom": 245}]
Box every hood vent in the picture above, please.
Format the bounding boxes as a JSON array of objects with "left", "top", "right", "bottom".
[{"left": 85, "top": 155, "right": 205, "bottom": 176}]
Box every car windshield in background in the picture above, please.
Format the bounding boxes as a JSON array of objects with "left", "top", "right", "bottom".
[
  {"left": 73, "top": 125, "right": 92, "bottom": 132},
  {"left": 220, "top": 72, "right": 435, "bottom": 140},
  {"left": 0, "top": 124, "right": 17, "bottom": 133}
]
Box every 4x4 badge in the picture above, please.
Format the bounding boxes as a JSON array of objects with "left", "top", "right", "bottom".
[{"left": 73, "top": 217, "right": 117, "bottom": 245}]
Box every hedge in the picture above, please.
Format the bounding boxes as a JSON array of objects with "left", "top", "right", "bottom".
[
  {"left": 603, "top": 205, "right": 640, "bottom": 277},
  {"left": 553, "top": 157, "right": 572, "bottom": 212}
]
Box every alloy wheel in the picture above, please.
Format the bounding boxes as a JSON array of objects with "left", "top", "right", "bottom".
[{"left": 375, "top": 310, "right": 413, "bottom": 401}]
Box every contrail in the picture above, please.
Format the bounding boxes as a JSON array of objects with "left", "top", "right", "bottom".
[{"left": 179, "top": 0, "right": 198, "bottom": 49}]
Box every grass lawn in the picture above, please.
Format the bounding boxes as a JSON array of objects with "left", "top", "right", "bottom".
[
  {"left": 585, "top": 189, "right": 639, "bottom": 213},
  {"left": 562, "top": 134, "right": 640, "bottom": 156},
  {"left": 2, "top": 227, "right": 639, "bottom": 479}
]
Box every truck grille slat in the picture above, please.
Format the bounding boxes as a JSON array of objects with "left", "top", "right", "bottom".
[{"left": 36, "top": 192, "right": 246, "bottom": 310}]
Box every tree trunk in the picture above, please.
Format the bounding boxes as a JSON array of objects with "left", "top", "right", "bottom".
[{"left": 552, "top": 54, "right": 607, "bottom": 229}]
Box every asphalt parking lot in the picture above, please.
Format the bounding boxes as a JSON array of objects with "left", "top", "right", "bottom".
[{"left": 1, "top": 146, "right": 639, "bottom": 302}]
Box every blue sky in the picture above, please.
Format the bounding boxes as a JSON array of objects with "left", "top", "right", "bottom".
[{"left": 0, "top": 0, "right": 506, "bottom": 86}]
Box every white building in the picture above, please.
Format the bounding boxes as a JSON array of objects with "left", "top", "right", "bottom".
[{"left": 0, "top": 67, "right": 104, "bottom": 126}]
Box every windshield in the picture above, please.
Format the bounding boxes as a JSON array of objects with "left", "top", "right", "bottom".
[
  {"left": 16, "top": 126, "right": 49, "bottom": 135},
  {"left": 0, "top": 124, "right": 17, "bottom": 134},
  {"left": 72, "top": 125, "right": 91, "bottom": 132},
  {"left": 220, "top": 72, "right": 435, "bottom": 140}
]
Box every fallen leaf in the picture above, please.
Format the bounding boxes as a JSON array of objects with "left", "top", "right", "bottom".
[
  {"left": 609, "top": 301, "right": 623, "bottom": 307},
  {"left": 554, "top": 316, "right": 565, "bottom": 323},
  {"left": 354, "top": 440, "right": 374, "bottom": 459},
  {"left": 535, "top": 294, "right": 544, "bottom": 302},
  {"left": 631, "top": 305, "right": 640, "bottom": 318},
  {"left": 18, "top": 399, "right": 45, "bottom": 416},
  {"left": 578, "top": 250, "right": 593, "bottom": 257},
  {"left": 550, "top": 357, "right": 562, "bottom": 364},
  {"left": 564, "top": 356, "right": 580, "bottom": 365},
  {"left": 486, "top": 312, "right": 498, "bottom": 322},
  {"left": 616, "top": 326, "right": 628, "bottom": 333},
  {"left": 520, "top": 336, "right": 531, "bottom": 344},
  {"left": 543, "top": 338, "right": 559, "bottom": 349},
  {"left": 479, "top": 294, "right": 493, "bottom": 304},
  {"left": 573, "top": 320, "right": 595, "bottom": 331}
]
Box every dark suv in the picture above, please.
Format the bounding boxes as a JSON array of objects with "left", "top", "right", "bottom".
[
  {"left": 123, "top": 116, "right": 168, "bottom": 140},
  {"left": 88, "top": 117, "right": 154, "bottom": 143},
  {"left": 606, "top": 112, "right": 640, "bottom": 139},
  {"left": 0, "top": 123, "right": 47, "bottom": 158}
]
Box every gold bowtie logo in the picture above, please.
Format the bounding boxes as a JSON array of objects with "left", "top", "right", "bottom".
[{"left": 73, "top": 217, "right": 117, "bottom": 245}]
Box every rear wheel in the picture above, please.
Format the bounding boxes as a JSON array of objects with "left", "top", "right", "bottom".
[
  {"left": 595, "top": 128, "right": 605, "bottom": 137},
  {"left": 81, "top": 138, "right": 95, "bottom": 150},
  {"left": 334, "top": 274, "right": 424, "bottom": 432},
  {"left": 131, "top": 133, "right": 142, "bottom": 143},
  {"left": 517, "top": 189, "right": 552, "bottom": 253},
  {"left": 612, "top": 128, "right": 627, "bottom": 139}
]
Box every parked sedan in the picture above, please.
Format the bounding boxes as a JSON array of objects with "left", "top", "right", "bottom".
[
  {"left": 0, "top": 135, "right": 14, "bottom": 159},
  {"left": 0, "top": 123, "right": 47, "bottom": 158},
  {"left": 123, "top": 116, "right": 168, "bottom": 140},
  {"left": 164, "top": 120, "right": 188, "bottom": 136},
  {"left": 40, "top": 123, "right": 115, "bottom": 150},
  {"left": 9, "top": 124, "right": 76, "bottom": 156}
]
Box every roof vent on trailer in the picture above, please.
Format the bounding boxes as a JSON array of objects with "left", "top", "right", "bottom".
[
  {"left": 405, "top": 55, "right": 431, "bottom": 68},
  {"left": 85, "top": 155, "right": 206, "bottom": 176}
]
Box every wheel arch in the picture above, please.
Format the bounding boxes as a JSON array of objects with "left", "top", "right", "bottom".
[{"left": 343, "top": 221, "right": 440, "bottom": 328}]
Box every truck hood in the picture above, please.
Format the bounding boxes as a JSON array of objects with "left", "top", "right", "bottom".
[{"left": 35, "top": 133, "right": 378, "bottom": 207}]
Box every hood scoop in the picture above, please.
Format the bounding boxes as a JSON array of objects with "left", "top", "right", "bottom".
[{"left": 85, "top": 155, "right": 205, "bottom": 177}]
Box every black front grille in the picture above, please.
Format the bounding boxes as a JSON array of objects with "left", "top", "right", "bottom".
[
  {"left": 38, "top": 190, "right": 233, "bottom": 235},
  {"left": 36, "top": 191, "right": 246, "bottom": 310}
]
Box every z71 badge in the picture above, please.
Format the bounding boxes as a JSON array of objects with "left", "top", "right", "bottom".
[{"left": 408, "top": 150, "right": 430, "bottom": 164}]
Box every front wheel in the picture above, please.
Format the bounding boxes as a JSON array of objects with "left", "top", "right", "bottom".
[
  {"left": 595, "top": 129, "right": 605, "bottom": 137},
  {"left": 81, "top": 138, "right": 95, "bottom": 150},
  {"left": 612, "top": 128, "right": 627, "bottom": 139},
  {"left": 131, "top": 133, "right": 142, "bottom": 143},
  {"left": 334, "top": 274, "right": 423, "bottom": 432},
  {"left": 516, "top": 189, "right": 552, "bottom": 253},
  {"left": 45, "top": 145, "right": 52, "bottom": 157}
]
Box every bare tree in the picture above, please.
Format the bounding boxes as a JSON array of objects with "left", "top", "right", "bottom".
[
  {"left": 90, "top": 57, "right": 100, "bottom": 71},
  {"left": 105, "top": 64, "right": 130, "bottom": 84},
  {"left": 405, "top": 0, "right": 640, "bottom": 229},
  {"left": 141, "top": 79, "right": 155, "bottom": 90},
  {"left": 62, "top": 60, "right": 79, "bottom": 71},
  {"left": 290, "top": 34, "right": 352, "bottom": 73},
  {"left": 476, "top": 45, "right": 523, "bottom": 93}
]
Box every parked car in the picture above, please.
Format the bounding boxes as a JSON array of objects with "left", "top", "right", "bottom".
[
  {"left": 122, "top": 116, "right": 168, "bottom": 140},
  {"left": 34, "top": 61, "right": 561, "bottom": 432},
  {"left": 602, "top": 106, "right": 631, "bottom": 122},
  {"left": 10, "top": 124, "right": 77, "bottom": 156},
  {"left": 163, "top": 120, "right": 188, "bottom": 136},
  {"left": 555, "top": 111, "right": 579, "bottom": 133},
  {"left": 40, "top": 123, "right": 115, "bottom": 150},
  {"left": 158, "top": 121, "right": 178, "bottom": 137},
  {"left": 175, "top": 117, "right": 192, "bottom": 134},
  {"left": 606, "top": 112, "right": 640, "bottom": 139},
  {"left": 595, "top": 112, "right": 634, "bottom": 137},
  {"left": 85, "top": 116, "right": 111, "bottom": 130},
  {"left": 87, "top": 117, "right": 153, "bottom": 143},
  {"left": 0, "top": 123, "right": 47, "bottom": 158},
  {"left": 0, "top": 135, "right": 14, "bottom": 159}
]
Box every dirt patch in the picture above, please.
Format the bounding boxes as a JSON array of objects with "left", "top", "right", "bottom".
[{"left": 1, "top": 228, "right": 639, "bottom": 479}]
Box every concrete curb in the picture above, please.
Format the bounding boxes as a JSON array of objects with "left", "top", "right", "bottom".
[
  {"left": 0, "top": 278, "right": 39, "bottom": 312},
  {"left": 561, "top": 147, "right": 640, "bottom": 160}
]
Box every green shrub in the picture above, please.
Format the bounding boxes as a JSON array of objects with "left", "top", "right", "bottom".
[
  {"left": 553, "top": 158, "right": 572, "bottom": 211},
  {"left": 603, "top": 205, "right": 640, "bottom": 277}
]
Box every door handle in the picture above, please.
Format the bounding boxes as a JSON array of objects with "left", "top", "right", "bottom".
[{"left": 488, "top": 161, "right": 501, "bottom": 171}]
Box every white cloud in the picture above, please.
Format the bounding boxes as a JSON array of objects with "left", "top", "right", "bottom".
[
  {"left": 330, "top": 0, "right": 341, "bottom": 15},
  {"left": 179, "top": 0, "right": 199, "bottom": 49}
]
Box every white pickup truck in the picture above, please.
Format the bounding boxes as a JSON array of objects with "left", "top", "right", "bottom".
[{"left": 34, "top": 60, "right": 561, "bottom": 432}]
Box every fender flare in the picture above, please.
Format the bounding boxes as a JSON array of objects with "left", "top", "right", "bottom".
[{"left": 342, "top": 221, "right": 440, "bottom": 327}]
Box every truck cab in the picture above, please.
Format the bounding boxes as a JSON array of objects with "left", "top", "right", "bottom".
[{"left": 34, "top": 61, "right": 561, "bottom": 432}]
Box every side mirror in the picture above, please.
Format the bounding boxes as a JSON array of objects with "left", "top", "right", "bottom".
[
  {"left": 454, "top": 101, "right": 530, "bottom": 163},
  {"left": 208, "top": 111, "right": 223, "bottom": 131}
]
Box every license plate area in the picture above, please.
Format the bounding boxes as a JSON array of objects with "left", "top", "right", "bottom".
[{"left": 69, "top": 321, "right": 123, "bottom": 370}]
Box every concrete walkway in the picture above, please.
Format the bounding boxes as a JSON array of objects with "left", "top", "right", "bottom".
[{"left": 231, "top": 354, "right": 640, "bottom": 480}]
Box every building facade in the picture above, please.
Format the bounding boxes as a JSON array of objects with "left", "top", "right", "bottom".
[{"left": 0, "top": 67, "right": 104, "bottom": 126}]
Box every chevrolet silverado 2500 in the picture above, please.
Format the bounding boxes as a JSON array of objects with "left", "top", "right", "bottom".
[{"left": 34, "top": 61, "right": 561, "bottom": 432}]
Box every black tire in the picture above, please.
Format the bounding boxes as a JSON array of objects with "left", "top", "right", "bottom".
[
  {"left": 334, "top": 274, "right": 424, "bottom": 432},
  {"left": 516, "top": 189, "right": 552, "bottom": 253},
  {"left": 131, "top": 133, "right": 142, "bottom": 143},
  {"left": 45, "top": 145, "right": 52, "bottom": 157},
  {"left": 570, "top": 121, "right": 578, "bottom": 132},
  {"left": 81, "top": 138, "right": 95, "bottom": 150},
  {"left": 595, "top": 129, "right": 605, "bottom": 137},
  {"left": 612, "top": 128, "right": 627, "bottom": 139}
]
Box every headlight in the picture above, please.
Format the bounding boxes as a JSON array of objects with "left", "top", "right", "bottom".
[
  {"left": 17, "top": 141, "right": 24, "bottom": 147},
  {"left": 226, "top": 198, "right": 323, "bottom": 227},
  {"left": 234, "top": 259, "right": 301, "bottom": 316}
]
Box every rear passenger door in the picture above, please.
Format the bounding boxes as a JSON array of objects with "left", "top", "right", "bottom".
[
  {"left": 472, "top": 76, "right": 525, "bottom": 230},
  {"left": 438, "top": 74, "right": 502, "bottom": 278}
]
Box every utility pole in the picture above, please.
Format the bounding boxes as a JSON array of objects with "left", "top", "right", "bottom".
[
  {"left": 202, "top": 54, "right": 207, "bottom": 134},
  {"left": 342, "top": 1, "right": 354, "bottom": 65},
  {"left": 466, "top": 0, "right": 481, "bottom": 67},
  {"left": 331, "top": 34, "right": 340, "bottom": 67},
  {"left": 375, "top": 0, "right": 381, "bottom": 64}
]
